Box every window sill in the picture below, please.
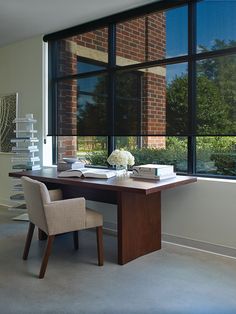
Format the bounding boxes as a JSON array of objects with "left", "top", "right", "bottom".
[{"left": 196, "top": 176, "right": 236, "bottom": 184}]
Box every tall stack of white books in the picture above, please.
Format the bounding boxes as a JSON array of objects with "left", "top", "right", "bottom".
[
  {"left": 130, "top": 164, "right": 176, "bottom": 180},
  {"left": 10, "top": 114, "right": 41, "bottom": 210}
]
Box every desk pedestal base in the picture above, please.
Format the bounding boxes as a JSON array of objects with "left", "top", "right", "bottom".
[{"left": 118, "top": 191, "right": 161, "bottom": 265}]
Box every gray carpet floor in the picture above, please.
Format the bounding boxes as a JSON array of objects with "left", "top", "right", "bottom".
[{"left": 0, "top": 206, "right": 236, "bottom": 314}]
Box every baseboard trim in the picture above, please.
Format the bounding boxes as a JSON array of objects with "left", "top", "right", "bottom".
[
  {"left": 102, "top": 223, "right": 236, "bottom": 259},
  {"left": 162, "top": 233, "right": 236, "bottom": 259},
  {"left": 103, "top": 222, "right": 117, "bottom": 236}
]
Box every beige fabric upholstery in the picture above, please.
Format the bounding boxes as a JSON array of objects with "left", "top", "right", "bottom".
[
  {"left": 21, "top": 176, "right": 103, "bottom": 236},
  {"left": 86, "top": 209, "right": 103, "bottom": 229},
  {"left": 48, "top": 189, "right": 63, "bottom": 201},
  {"left": 44, "top": 198, "right": 86, "bottom": 235},
  {"left": 21, "top": 177, "right": 50, "bottom": 233}
]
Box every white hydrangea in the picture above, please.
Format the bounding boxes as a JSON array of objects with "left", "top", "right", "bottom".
[{"left": 107, "top": 149, "right": 135, "bottom": 167}]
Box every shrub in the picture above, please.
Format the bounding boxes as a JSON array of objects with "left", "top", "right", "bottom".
[
  {"left": 86, "top": 151, "right": 108, "bottom": 166},
  {"left": 85, "top": 137, "right": 236, "bottom": 175},
  {"left": 86, "top": 138, "right": 187, "bottom": 172}
]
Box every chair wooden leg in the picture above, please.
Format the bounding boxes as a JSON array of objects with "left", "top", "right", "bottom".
[
  {"left": 73, "top": 231, "right": 79, "bottom": 250},
  {"left": 39, "top": 235, "right": 55, "bottom": 279},
  {"left": 96, "top": 226, "right": 104, "bottom": 266},
  {"left": 23, "top": 222, "right": 35, "bottom": 260}
]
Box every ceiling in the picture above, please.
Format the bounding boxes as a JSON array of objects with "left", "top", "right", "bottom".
[{"left": 0, "top": 0, "right": 157, "bottom": 47}]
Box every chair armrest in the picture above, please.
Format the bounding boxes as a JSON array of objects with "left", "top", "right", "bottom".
[
  {"left": 48, "top": 189, "right": 62, "bottom": 201},
  {"left": 44, "top": 197, "right": 86, "bottom": 235}
]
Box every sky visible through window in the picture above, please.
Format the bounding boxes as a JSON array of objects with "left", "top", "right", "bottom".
[
  {"left": 166, "top": 0, "right": 236, "bottom": 83},
  {"left": 197, "top": 0, "right": 236, "bottom": 51}
]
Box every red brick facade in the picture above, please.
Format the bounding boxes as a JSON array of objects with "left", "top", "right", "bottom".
[{"left": 57, "top": 12, "right": 166, "bottom": 160}]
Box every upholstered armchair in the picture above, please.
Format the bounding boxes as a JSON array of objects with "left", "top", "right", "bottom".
[{"left": 21, "top": 176, "right": 103, "bottom": 279}]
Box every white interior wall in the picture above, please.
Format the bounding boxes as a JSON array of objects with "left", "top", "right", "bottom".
[
  {"left": 0, "top": 36, "right": 43, "bottom": 204},
  {"left": 162, "top": 178, "right": 236, "bottom": 251},
  {"left": 88, "top": 178, "right": 236, "bottom": 255}
]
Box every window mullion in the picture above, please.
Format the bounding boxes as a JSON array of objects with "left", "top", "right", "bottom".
[
  {"left": 50, "top": 41, "right": 58, "bottom": 164},
  {"left": 187, "top": 0, "right": 197, "bottom": 174},
  {"left": 108, "top": 23, "right": 116, "bottom": 155}
]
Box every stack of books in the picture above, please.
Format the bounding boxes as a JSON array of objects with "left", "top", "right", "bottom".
[
  {"left": 57, "top": 161, "right": 85, "bottom": 171},
  {"left": 130, "top": 164, "right": 176, "bottom": 180},
  {"left": 58, "top": 168, "right": 121, "bottom": 179}
]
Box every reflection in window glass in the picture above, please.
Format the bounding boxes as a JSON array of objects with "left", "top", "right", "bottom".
[
  {"left": 115, "top": 64, "right": 188, "bottom": 136},
  {"left": 78, "top": 59, "right": 106, "bottom": 74},
  {"left": 197, "top": 0, "right": 236, "bottom": 53},
  {"left": 116, "top": 5, "right": 187, "bottom": 66},
  {"left": 117, "top": 66, "right": 167, "bottom": 136},
  {"left": 196, "top": 137, "right": 236, "bottom": 176},
  {"left": 56, "top": 27, "right": 108, "bottom": 77},
  {"left": 196, "top": 55, "right": 236, "bottom": 135},
  {"left": 56, "top": 78, "right": 108, "bottom": 136},
  {"left": 78, "top": 75, "right": 107, "bottom": 95}
]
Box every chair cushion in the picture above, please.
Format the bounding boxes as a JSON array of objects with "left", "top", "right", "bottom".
[
  {"left": 48, "top": 189, "right": 63, "bottom": 201},
  {"left": 85, "top": 208, "right": 103, "bottom": 229}
]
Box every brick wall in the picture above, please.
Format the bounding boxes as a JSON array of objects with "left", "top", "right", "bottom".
[
  {"left": 116, "top": 14, "right": 165, "bottom": 63},
  {"left": 57, "top": 11, "right": 166, "bottom": 159},
  {"left": 57, "top": 39, "right": 78, "bottom": 159}
]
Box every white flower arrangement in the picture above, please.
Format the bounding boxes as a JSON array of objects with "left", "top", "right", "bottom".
[{"left": 107, "top": 149, "right": 135, "bottom": 168}]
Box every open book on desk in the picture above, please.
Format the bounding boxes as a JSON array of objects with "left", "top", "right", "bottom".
[{"left": 58, "top": 168, "right": 124, "bottom": 179}]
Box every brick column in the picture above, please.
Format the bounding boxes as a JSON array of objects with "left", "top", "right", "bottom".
[
  {"left": 57, "top": 39, "right": 78, "bottom": 160},
  {"left": 141, "top": 14, "right": 166, "bottom": 148},
  {"left": 116, "top": 13, "right": 166, "bottom": 148}
]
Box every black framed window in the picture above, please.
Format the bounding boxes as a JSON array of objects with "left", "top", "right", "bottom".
[{"left": 45, "top": 0, "right": 236, "bottom": 179}]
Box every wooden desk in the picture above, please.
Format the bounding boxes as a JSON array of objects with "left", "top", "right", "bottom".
[{"left": 9, "top": 168, "right": 197, "bottom": 265}]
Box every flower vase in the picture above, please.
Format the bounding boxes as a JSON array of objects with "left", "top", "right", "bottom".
[{"left": 115, "top": 165, "right": 128, "bottom": 176}]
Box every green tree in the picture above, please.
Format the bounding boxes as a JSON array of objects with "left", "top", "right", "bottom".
[
  {"left": 77, "top": 75, "right": 107, "bottom": 135},
  {"left": 198, "top": 39, "right": 236, "bottom": 133},
  {"left": 77, "top": 72, "right": 141, "bottom": 136},
  {"left": 167, "top": 39, "right": 236, "bottom": 135},
  {"left": 166, "top": 74, "right": 230, "bottom": 134}
]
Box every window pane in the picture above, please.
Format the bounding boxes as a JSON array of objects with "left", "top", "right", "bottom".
[
  {"left": 115, "top": 136, "right": 139, "bottom": 150},
  {"left": 78, "top": 94, "right": 107, "bottom": 135},
  {"left": 52, "top": 63, "right": 189, "bottom": 137},
  {"left": 56, "top": 27, "right": 108, "bottom": 77},
  {"left": 56, "top": 77, "right": 108, "bottom": 136},
  {"left": 197, "top": 0, "right": 236, "bottom": 53},
  {"left": 166, "top": 63, "right": 188, "bottom": 135},
  {"left": 78, "top": 58, "right": 106, "bottom": 74},
  {"left": 77, "top": 136, "right": 108, "bottom": 166},
  {"left": 196, "top": 55, "right": 236, "bottom": 135},
  {"left": 116, "top": 5, "right": 187, "bottom": 66},
  {"left": 166, "top": 5, "right": 188, "bottom": 58},
  {"left": 114, "top": 136, "right": 187, "bottom": 172},
  {"left": 114, "top": 63, "right": 188, "bottom": 136},
  {"left": 116, "top": 71, "right": 141, "bottom": 135},
  {"left": 196, "top": 136, "right": 236, "bottom": 176},
  {"left": 78, "top": 74, "right": 107, "bottom": 95}
]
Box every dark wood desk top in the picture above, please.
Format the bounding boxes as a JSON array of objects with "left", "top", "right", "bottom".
[{"left": 9, "top": 167, "right": 197, "bottom": 195}]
